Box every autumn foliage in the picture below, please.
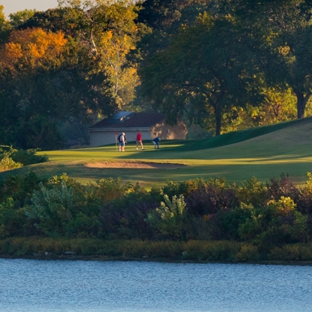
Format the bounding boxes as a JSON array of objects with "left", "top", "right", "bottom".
[{"left": 0, "top": 28, "right": 67, "bottom": 73}]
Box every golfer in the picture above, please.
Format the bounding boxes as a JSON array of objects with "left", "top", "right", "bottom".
[
  {"left": 136, "top": 131, "right": 144, "bottom": 151},
  {"left": 152, "top": 136, "right": 161, "bottom": 149},
  {"left": 118, "top": 132, "right": 126, "bottom": 151}
]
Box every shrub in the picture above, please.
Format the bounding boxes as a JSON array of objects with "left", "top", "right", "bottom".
[
  {"left": 267, "top": 174, "right": 299, "bottom": 202},
  {"left": 211, "top": 203, "right": 254, "bottom": 240},
  {"left": 99, "top": 185, "right": 158, "bottom": 240},
  {"left": 0, "top": 146, "right": 22, "bottom": 171},
  {"left": 26, "top": 180, "right": 75, "bottom": 237},
  {"left": 235, "top": 244, "right": 259, "bottom": 262},
  {"left": 145, "top": 240, "right": 182, "bottom": 258},
  {"left": 161, "top": 179, "right": 208, "bottom": 198},
  {"left": 238, "top": 197, "right": 308, "bottom": 250},
  {"left": 146, "top": 194, "right": 187, "bottom": 240},
  {"left": 182, "top": 240, "right": 241, "bottom": 262},
  {"left": 296, "top": 173, "right": 312, "bottom": 214},
  {"left": 0, "top": 172, "right": 42, "bottom": 206},
  {"left": 25, "top": 174, "right": 109, "bottom": 238},
  {"left": 236, "top": 177, "right": 268, "bottom": 207},
  {"left": 95, "top": 178, "right": 132, "bottom": 202},
  {"left": 186, "top": 182, "right": 239, "bottom": 216},
  {"left": 268, "top": 244, "right": 312, "bottom": 261},
  {"left": 11, "top": 148, "right": 48, "bottom": 166}
]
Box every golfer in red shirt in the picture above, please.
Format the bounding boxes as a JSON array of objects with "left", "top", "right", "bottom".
[{"left": 136, "top": 132, "right": 144, "bottom": 151}]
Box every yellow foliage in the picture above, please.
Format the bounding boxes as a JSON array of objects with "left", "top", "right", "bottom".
[
  {"left": 4, "top": 42, "right": 22, "bottom": 60},
  {"left": 267, "top": 196, "right": 296, "bottom": 216},
  {"left": 278, "top": 45, "right": 290, "bottom": 56}
]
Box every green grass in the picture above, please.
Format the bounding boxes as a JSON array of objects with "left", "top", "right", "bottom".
[{"left": 2, "top": 117, "right": 312, "bottom": 188}]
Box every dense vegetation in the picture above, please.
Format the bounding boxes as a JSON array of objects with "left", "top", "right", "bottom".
[
  {"left": 1, "top": 169, "right": 312, "bottom": 262},
  {"left": 2, "top": 1, "right": 312, "bottom": 263},
  {"left": 1, "top": 0, "right": 312, "bottom": 148}
]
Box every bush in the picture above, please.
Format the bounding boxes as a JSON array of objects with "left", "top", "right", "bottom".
[
  {"left": 26, "top": 180, "right": 75, "bottom": 237},
  {"left": 0, "top": 146, "right": 22, "bottom": 171},
  {"left": 186, "top": 182, "right": 239, "bottom": 216},
  {"left": 0, "top": 146, "right": 48, "bottom": 171},
  {"left": 99, "top": 185, "right": 158, "bottom": 240},
  {"left": 0, "top": 172, "right": 42, "bottom": 206},
  {"left": 95, "top": 178, "right": 132, "bottom": 202},
  {"left": 267, "top": 174, "right": 299, "bottom": 202},
  {"left": 2, "top": 171, "right": 312, "bottom": 261},
  {"left": 268, "top": 244, "right": 312, "bottom": 261},
  {"left": 162, "top": 179, "right": 207, "bottom": 198},
  {"left": 236, "top": 177, "right": 268, "bottom": 207},
  {"left": 25, "top": 174, "right": 108, "bottom": 238},
  {"left": 182, "top": 240, "right": 241, "bottom": 262},
  {"left": 235, "top": 244, "right": 259, "bottom": 262},
  {"left": 238, "top": 197, "right": 308, "bottom": 250},
  {"left": 146, "top": 194, "right": 187, "bottom": 240},
  {"left": 211, "top": 203, "right": 254, "bottom": 240},
  {"left": 11, "top": 148, "right": 48, "bottom": 166}
]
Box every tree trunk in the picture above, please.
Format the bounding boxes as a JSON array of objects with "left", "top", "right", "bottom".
[
  {"left": 296, "top": 92, "right": 310, "bottom": 119},
  {"left": 215, "top": 105, "right": 222, "bottom": 136}
]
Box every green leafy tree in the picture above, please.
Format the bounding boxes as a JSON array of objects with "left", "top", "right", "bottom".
[
  {"left": 9, "top": 9, "right": 36, "bottom": 28},
  {"left": 0, "top": 5, "right": 12, "bottom": 43},
  {"left": 140, "top": 12, "right": 264, "bottom": 135},
  {"left": 230, "top": 0, "right": 312, "bottom": 119},
  {"left": 221, "top": 87, "right": 298, "bottom": 133}
]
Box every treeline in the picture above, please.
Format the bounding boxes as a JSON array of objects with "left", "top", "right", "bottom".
[
  {"left": 0, "top": 0, "right": 141, "bottom": 149},
  {"left": 1, "top": 172, "right": 312, "bottom": 261},
  {"left": 1, "top": 0, "right": 312, "bottom": 149}
]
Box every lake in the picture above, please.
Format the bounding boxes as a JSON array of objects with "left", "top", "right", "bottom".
[{"left": 1, "top": 259, "right": 312, "bottom": 312}]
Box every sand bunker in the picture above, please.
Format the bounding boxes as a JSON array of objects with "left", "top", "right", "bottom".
[{"left": 84, "top": 161, "right": 186, "bottom": 169}]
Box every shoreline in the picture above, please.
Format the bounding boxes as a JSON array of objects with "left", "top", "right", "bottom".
[
  {"left": 1, "top": 253, "right": 312, "bottom": 266},
  {"left": 1, "top": 237, "right": 312, "bottom": 265}
]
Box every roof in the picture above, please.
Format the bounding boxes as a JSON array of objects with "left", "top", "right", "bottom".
[{"left": 90, "top": 112, "right": 165, "bottom": 129}]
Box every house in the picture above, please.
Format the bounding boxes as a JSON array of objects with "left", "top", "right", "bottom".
[{"left": 89, "top": 111, "right": 188, "bottom": 147}]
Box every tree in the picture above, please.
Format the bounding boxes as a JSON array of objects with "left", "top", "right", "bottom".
[
  {"left": 19, "top": 1, "right": 142, "bottom": 109},
  {"left": 220, "top": 87, "right": 298, "bottom": 133},
  {"left": 140, "top": 12, "right": 263, "bottom": 135},
  {"left": 0, "top": 28, "right": 67, "bottom": 148},
  {"left": 136, "top": 0, "right": 211, "bottom": 60},
  {"left": 9, "top": 9, "right": 36, "bottom": 28},
  {"left": 0, "top": 0, "right": 143, "bottom": 149},
  {"left": 0, "top": 27, "right": 112, "bottom": 149},
  {"left": 0, "top": 27, "right": 67, "bottom": 73},
  {"left": 0, "top": 5, "right": 12, "bottom": 43},
  {"left": 274, "top": 24, "right": 312, "bottom": 118},
  {"left": 229, "top": 0, "right": 312, "bottom": 119}
]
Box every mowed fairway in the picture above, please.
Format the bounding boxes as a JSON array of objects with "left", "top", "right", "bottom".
[{"left": 3, "top": 117, "right": 312, "bottom": 188}]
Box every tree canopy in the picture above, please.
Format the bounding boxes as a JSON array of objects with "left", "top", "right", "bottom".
[
  {"left": 140, "top": 12, "right": 264, "bottom": 135},
  {"left": 0, "top": 0, "right": 142, "bottom": 149},
  {"left": 1, "top": 0, "right": 312, "bottom": 148}
]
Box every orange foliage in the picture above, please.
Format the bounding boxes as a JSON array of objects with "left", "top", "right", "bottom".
[{"left": 0, "top": 28, "right": 67, "bottom": 72}]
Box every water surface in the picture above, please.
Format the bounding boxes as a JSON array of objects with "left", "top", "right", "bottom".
[{"left": 1, "top": 259, "right": 312, "bottom": 312}]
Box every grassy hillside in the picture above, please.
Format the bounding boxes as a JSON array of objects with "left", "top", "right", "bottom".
[{"left": 2, "top": 117, "right": 312, "bottom": 188}]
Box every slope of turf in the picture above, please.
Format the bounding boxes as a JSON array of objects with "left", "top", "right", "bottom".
[
  {"left": 2, "top": 117, "right": 312, "bottom": 188},
  {"left": 176, "top": 117, "right": 312, "bottom": 151}
]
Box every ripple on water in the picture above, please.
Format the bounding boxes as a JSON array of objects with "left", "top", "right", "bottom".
[{"left": 1, "top": 260, "right": 312, "bottom": 312}]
